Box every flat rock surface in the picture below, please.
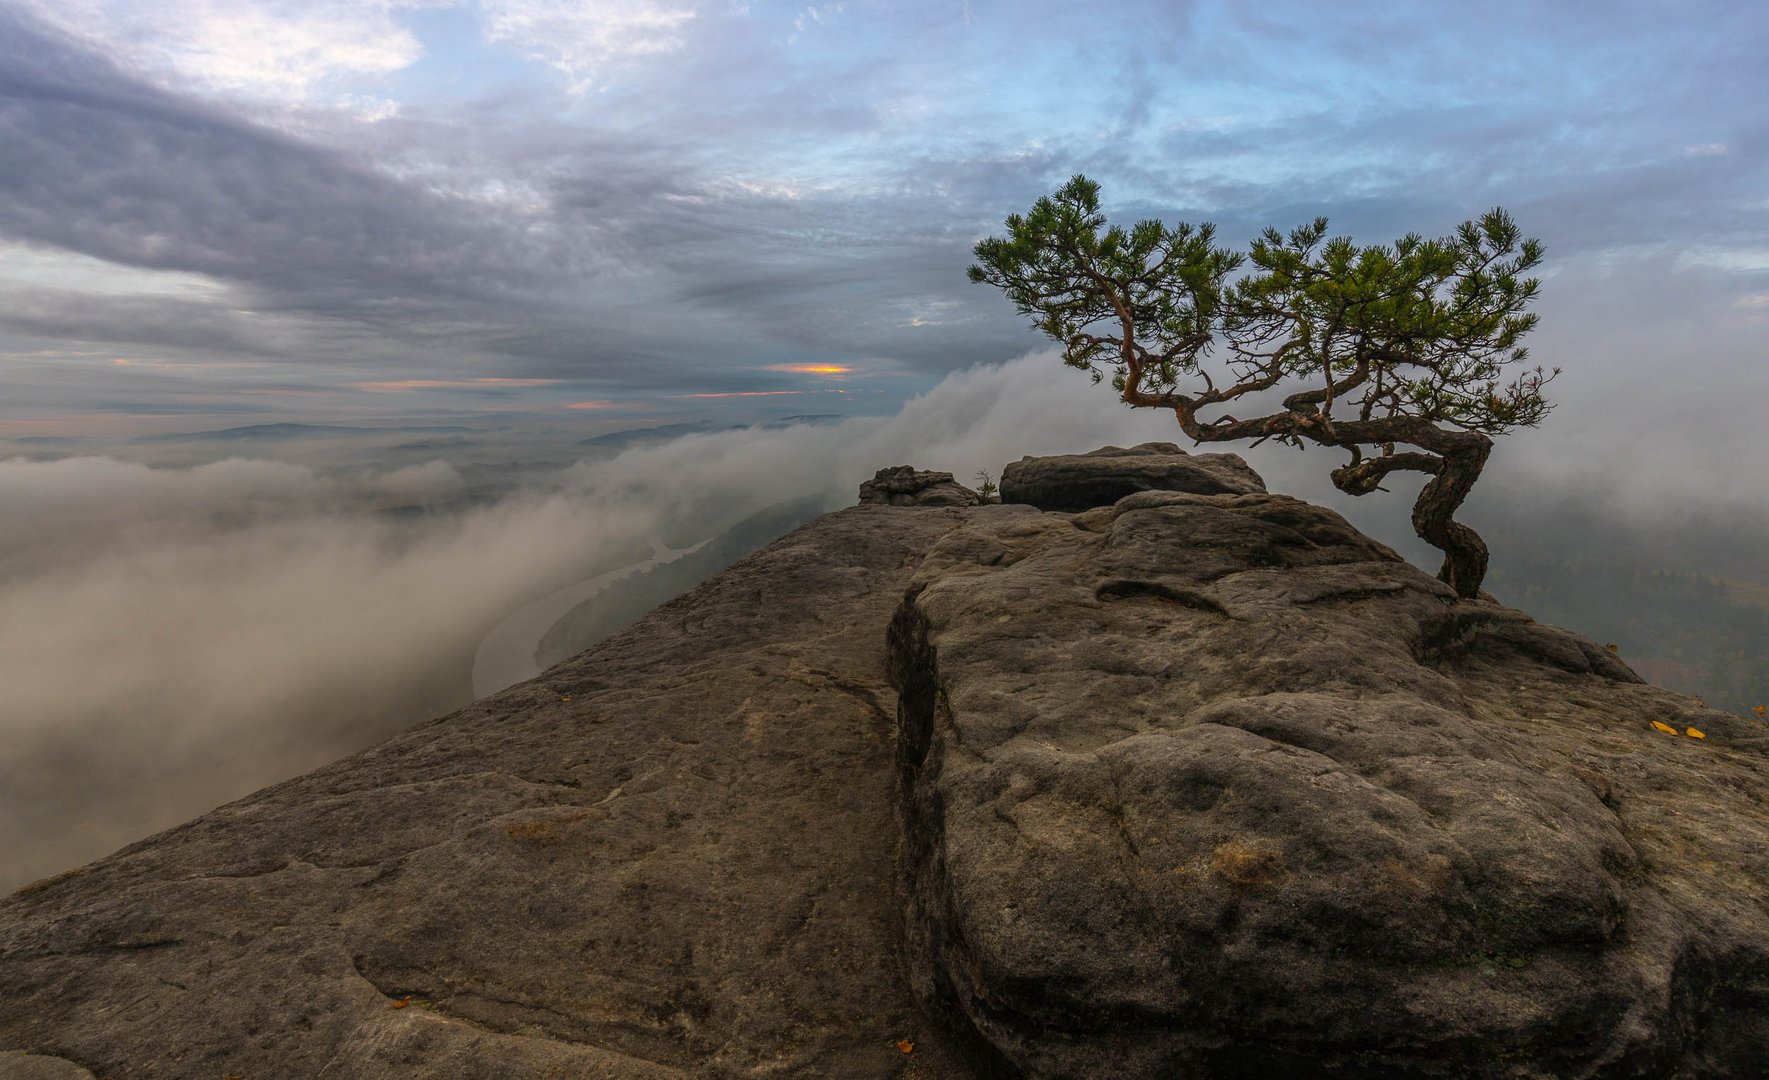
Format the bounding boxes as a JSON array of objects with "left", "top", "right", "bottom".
[
  {"left": 888, "top": 490, "right": 1769, "bottom": 1078},
  {"left": 999, "top": 442, "right": 1265, "bottom": 511},
  {"left": 0, "top": 507, "right": 987, "bottom": 1080}
]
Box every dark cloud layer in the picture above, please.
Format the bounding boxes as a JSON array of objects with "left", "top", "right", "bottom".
[
  {"left": 0, "top": 1, "right": 1765, "bottom": 451},
  {"left": 0, "top": 11, "right": 556, "bottom": 300}
]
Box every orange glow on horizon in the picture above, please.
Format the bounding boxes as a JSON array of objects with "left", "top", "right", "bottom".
[
  {"left": 565, "top": 400, "right": 619, "bottom": 410},
  {"left": 764, "top": 363, "right": 853, "bottom": 374},
  {"left": 684, "top": 390, "right": 806, "bottom": 398}
]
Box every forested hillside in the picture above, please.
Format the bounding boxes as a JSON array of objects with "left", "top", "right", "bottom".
[{"left": 1481, "top": 511, "right": 1769, "bottom": 716}]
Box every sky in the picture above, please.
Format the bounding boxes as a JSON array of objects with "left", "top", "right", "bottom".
[
  {"left": 0, "top": 0, "right": 1765, "bottom": 460},
  {"left": 3, "top": 1, "right": 1769, "bottom": 888}
]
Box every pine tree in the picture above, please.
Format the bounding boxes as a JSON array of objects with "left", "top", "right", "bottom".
[{"left": 970, "top": 175, "right": 1555, "bottom": 598}]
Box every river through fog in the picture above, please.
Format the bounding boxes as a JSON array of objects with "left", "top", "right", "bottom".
[{"left": 470, "top": 538, "right": 705, "bottom": 697}]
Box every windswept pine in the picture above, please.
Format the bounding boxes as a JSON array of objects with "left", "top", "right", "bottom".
[{"left": 970, "top": 176, "right": 1556, "bottom": 598}]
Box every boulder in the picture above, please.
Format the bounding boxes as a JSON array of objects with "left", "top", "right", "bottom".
[
  {"left": 999, "top": 442, "right": 1265, "bottom": 510},
  {"left": 859, "top": 465, "right": 981, "bottom": 507},
  {"left": 888, "top": 489, "right": 1769, "bottom": 1078}
]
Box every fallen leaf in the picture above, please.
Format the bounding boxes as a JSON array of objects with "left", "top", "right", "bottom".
[
  {"left": 392, "top": 997, "right": 410, "bottom": 1009},
  {"left": 1686, "top": 727, "right": 1706, "bottom": 739},
  {"left": 1649, "top": 721, "right": 1678, "bottom": 735},
  {"left": 897, "top": 1039, "right": 915, "bottom": 1054},
  {"left": 1604, "top": 643, "right": 1619, "bottom": 654}
]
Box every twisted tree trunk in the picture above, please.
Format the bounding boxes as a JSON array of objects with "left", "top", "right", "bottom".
[
  {"left": 1408, "top": 439, "right": 1492, "bottom": 599},
  {"left": 1163, "top": 393, "right": 1497, "bottom": 599}
]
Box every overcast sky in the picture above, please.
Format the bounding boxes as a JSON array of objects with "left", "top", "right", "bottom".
[{"left": 1, "top": 0, "right": 1766, "bottom": 476}]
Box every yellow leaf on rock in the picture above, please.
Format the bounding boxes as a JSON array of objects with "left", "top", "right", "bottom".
[
  {"left": 1686, "top": 727, "right": 1706, "bottom": 739},
  {"left": 391, "top": 998, "right": 410, "bottom": 1009},
  {"left": 897, "top": 1039, "right": 915, "bottom": 1054},
  {"left": 1649, "top": 721, "right": 1678, "bottom": 735}
]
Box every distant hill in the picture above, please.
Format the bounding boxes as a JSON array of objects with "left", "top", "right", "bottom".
[
  {"left": 574, "top": 415, "right": 848, "bottom": 454},
  {"left": 1486, "top": 549, "right": 1769, "bottom": 714},
  {"left": 388, "top": 436, "right": 479, "bottom": 451},
  {"left": 762, "top": 413, "right": 845, "bottom": 426},
  {"left": 573, "top": 422, "right": 739, "bottom": 452},
  {"left": 134, "top": 423, "right": 477, "bottom": 443},
  {"left": 1468, "top": 491, "right": 1769, "bottom": 716}
]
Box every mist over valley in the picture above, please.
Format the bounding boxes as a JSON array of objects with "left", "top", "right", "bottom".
[{"left": 2, "top": 355, "right": 1765, "bottom": 892}]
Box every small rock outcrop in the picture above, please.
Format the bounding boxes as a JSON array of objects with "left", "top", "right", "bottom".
[
  {"left": 888, "top": 486, "right": 1768, "bottom": 1078},
  {"left": 999, "top": 441, "right": 1265, "bottom": 510},
  {"left": 858, "top": 465, "right": 982, "bottom": 507}
]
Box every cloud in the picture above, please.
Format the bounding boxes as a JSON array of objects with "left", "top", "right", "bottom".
[
  {"left": 351, "top": 377, "right": 563, "bottom": 391},
  {"left": 480, "top": 0, "right": 701, "bottom": 92},
  {"left": 0, "top": 354, "right": 1175, "bottom": 889},
  {"left": 0, "top": 452, "right": 659, "bottom": 890},
  {"left": 0, "top": 8, "right": 570, "bottom": 321},
  {"left": 3, "top": 0, "right": 1768, "bottom": 453},
  {"left": 368, "top": 458, "right": 462, "bottom": 501},
  {"left": 13, "top": 0, "right": 437, "bottom": 103}
]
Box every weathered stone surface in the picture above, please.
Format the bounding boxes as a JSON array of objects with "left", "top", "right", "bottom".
[
  {"left": 0, "top": 507, "right": 985, "bottom": 1080},
  {"left": 889, "top": 489, "right": 1769, "bottom": 1077},
  {"left": 859, "top": 466, "right": 982, "bottom": 507},
  {"left": 6, "top": 473, "right": 1764, "bottom": 1079},
  {"left": 0, "top": 1052, "right": 95, "bottom": 1079},
  {"left": 999, "top": 442, "right": 1266, "bottom": 511}
]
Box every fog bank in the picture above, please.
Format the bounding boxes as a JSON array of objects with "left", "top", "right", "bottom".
[
  {"left": 0, "top": 354, "right": 1173, "bottom": 889},
  {"left": 4, "top": 352, "right": 1765, "bottom": 892}
]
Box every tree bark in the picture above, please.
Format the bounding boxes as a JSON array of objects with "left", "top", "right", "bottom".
[
  {"left": 1160, "top": 392, "right": 1498, "bottom": 599},
  {"left": 1409, "top": 438, "right": 1492, "bottom": 599}
]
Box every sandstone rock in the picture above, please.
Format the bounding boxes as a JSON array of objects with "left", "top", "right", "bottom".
[
  {"left": 0, "top": 507, "right": 986, "bottom": 1080},
  {"left": 859, "top": 465, "right": 981, "bottom": 507},
  {"left": 0, "top": 1053, "right": 95, "bottom": 1080},
  {"left": 999, "top": 442, "right": 1266, "bottom": 510},
  {"left": 889, "top": 489, "right": 1769, "bottom": 1077},
  {"left": 5, "top": 481, "right": 1763, "bottom": 1079}
]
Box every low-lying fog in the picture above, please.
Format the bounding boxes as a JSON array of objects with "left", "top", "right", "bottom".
[{"left": 4, "top": 355, "right": 1766, "bottom": 892}]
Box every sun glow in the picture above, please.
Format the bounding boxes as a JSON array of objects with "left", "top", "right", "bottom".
[
  {"left": 684, "top": 390, "right": 807, "bottom": 398},
  {"left": 764, "top": 363, "right": 853, "bottom": 375}
]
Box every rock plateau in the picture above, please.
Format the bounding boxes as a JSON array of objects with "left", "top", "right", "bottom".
[{"left": 3, "top": 448, "right": 1764, "bottom": 1079}]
